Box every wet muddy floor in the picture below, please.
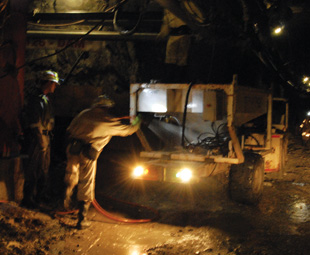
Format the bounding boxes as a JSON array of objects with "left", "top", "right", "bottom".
[{"left": 1, "top": 134, "right": 309, "bottom": 255}]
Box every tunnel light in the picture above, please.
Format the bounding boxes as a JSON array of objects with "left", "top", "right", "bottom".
[
  {"left": 271, "top": 20, "right": 285, "bottom": 35},
  {"left": 272, "top": 24, "right": 284, "bottom": 35},
  {"left": 303, "top": 76, "right": 309, "bottom": 84},
  {"left": 132, "top": 166, "right": 148, "bottom": 178},
  {"left": 176, "top": 168, "right": 193, "bottom": 183}
]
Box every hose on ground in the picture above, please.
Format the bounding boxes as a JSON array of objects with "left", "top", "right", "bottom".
[{"left": 54, "top": 196, "right": 159, "bottom": 224}]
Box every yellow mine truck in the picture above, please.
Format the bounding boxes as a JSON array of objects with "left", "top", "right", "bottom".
[{"left": 129, "top": 76, "right": 288, "bottom": 205}]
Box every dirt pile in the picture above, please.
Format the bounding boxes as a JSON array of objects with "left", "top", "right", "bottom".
[{"left": 0, "top": 202, "right": 73, "bottom": 255}]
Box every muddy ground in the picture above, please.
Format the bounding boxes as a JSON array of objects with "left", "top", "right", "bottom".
[{"left": 0, "top": 133, "right": 309, "bottom": 255}]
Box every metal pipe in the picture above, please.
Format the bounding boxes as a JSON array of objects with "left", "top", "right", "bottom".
[
  {"left": 27, "top": 30, "right": 159, "bottom": 41},
  {"left": 266, "top": 93, "right": 272, "bottom": 149}
]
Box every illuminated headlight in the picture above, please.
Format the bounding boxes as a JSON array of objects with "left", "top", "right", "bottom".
[
  {"left": 300, "top": 124, "right": 304, "bottom": 128},
  {"left": 176, "top": 168, "right": 193, "bottom": 183},
  {"left": 302, "top": 132, "right": 310, "bottom": 137},
  {"left": 132, "top": 166, "right": 148, "bottom": 178}
]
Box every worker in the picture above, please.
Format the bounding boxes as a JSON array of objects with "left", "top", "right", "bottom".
[
  {"left": 158, "top": 8, "right": 192, "bottom": 82},
  {"left": 64, "top": 95, "right": 142, "bottom": 229},
  {"left": 21, "top": 70, "right": 60, "bottom": 208}
]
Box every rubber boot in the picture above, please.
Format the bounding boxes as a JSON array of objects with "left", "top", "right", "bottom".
[{"left": 76, "top": 201, "right": 91, "bottom": 230}]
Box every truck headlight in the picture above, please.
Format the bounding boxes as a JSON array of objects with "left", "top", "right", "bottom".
[
  {"left": 132, "top": 166, "right": 148, "bottom": 178},
  {"left": 176, "top": 168, "right": 192, "bottom": 183}
]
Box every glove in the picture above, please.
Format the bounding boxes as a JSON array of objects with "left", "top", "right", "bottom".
[{"left": 132, "top": 114, "right": 142, "bottom": 126}]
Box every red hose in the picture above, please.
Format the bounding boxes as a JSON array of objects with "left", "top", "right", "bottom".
[
  {"left": 54, "top": 197, "right": 159, "bottom": 224},
  {"left": 55, "top": 209, "right": 78, "bottom": 215},
  {"left": 1, "top": 196, "right": 158, "bottom": 224},
  {"left": 91, "top": 198, "right": 158, "bottom": 223}
]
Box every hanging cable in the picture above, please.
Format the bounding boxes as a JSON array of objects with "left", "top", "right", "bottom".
[
  {"left": 181, "top": 82, "right": 194, "bottom": 147},
  {"left": 113, "top": 0, "right": 149, "bottom": 36},
  {"left": 113, "top": 8, "right": 143, "bottom": 36},
  {"left": 61, "top": 51, "right": 87, "bottom": 86},
  {"left": 0, "top": 21, "right": 102, "bottom": 80}
]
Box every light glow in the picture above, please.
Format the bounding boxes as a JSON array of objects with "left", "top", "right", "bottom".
[
  {"left": 274, "top": 26, "right": 283, "bottom": 34},
  {"left": 132, "top": 166, "right": 149, "bottom": 178},
  {"left": 133, "top": 166, "right": 144, "bottom": 177},
  {"left": 176, "top": 168, "right": 193, "bottom": 182}
]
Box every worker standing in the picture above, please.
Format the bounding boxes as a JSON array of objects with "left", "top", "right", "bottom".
[
  {"left": 64, "top": 95, "right": 141, "bottom": 229},
  {"left": 21, "top": 70, "right": 60, "bottom": 208}
]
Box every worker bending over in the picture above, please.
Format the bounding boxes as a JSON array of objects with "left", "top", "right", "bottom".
[{"left": 64, "top": 95, "right": 141, "bottom": 229}]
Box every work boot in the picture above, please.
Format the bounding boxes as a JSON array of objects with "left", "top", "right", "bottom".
[{"left": 76, "top": 201, "right": 91, "bottom": 230}]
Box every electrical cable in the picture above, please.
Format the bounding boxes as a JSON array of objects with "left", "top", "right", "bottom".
[
  {"left": 113, "top": 9, "right": 143, "bottom": 36},
  {"left": 0, "top": 21, "right": 103, "bottom": 80},
  {"left": 20, "top": 22, "right": 101, "bottom": 69},
  {"left": 181, "top": 82, "right": 194, "bottom": 147},
  {"left": 62, "top": 51, "right": 87, "bottom": 86},
  {"left": 191, "top": 121, "right": 229, "bottom": 154},
  {"left": 113, "top": 0, "right": 149, "bottom": 35}
]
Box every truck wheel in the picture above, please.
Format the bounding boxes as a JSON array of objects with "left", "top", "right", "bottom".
[{"left": 229, "top": 153, "right": 264, "bottom": 205}]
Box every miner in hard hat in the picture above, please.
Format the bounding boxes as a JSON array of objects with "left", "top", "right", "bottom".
[
  {"left": 21, "top": 70, "right": 60, "bottom": 209},
  {"left": 64, "top": 95, "right": 141, "bottom": 229}
]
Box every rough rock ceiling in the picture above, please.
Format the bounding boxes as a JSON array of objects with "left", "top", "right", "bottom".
[{"left": 26, "top": 0, "right": 310, "bottom": 93}]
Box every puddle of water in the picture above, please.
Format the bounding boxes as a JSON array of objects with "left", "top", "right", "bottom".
[
  {"left": 289, "top": 201, "right": 310, "bottom": 223},
  {"left": 63, "top": 222, "right": 181, "bottom": 255},
  {"left": 128, "top": 246, "right": 148, "bottom": 255},
  {"left": 292, "top": 182, "right": 306, "bottom": 186}
]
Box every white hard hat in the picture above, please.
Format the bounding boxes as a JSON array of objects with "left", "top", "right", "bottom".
[
  {"left": 92, "top": 95, "right": 115, "bottom": 108},
  {"left": 41, "top": 70, "right": 60, "bottom": 85}
]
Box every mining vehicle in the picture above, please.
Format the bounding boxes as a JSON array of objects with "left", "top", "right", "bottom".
[{"left": 129, "top": 75, "right": 288, "bottom": 205}]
